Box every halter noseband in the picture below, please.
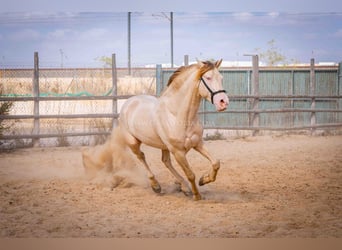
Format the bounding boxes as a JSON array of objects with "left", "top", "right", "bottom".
[{"left": 200, "top": 77, "right": 226, "bottom": 104}]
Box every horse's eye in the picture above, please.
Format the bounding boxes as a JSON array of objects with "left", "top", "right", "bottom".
[{"left": 206, "top": 76, "right": 212, "bottom": 81}]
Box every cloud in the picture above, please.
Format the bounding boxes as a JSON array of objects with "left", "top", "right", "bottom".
[
  {"left": 303, "top": 32, "right": 318, "bottom": 39},
  {"left": 8, "top": 29, "right": 41, "bottom": 41},
  {"left": 37, "top": 26, "right": 127, "bottom": 66},
  {"left": 332, "top": 28, "right": 342, "bottom": 37},
  {"left": 0, "top": 12, "right": 81, "bottom": 26},
  {"left": 45, "top": 27, "right": 117, "bottom": 44},
  {"left": 228, "top": 12, "right": 282, "bottom": 26},
  {"left": 47, "top": 29, "right": 74, "bottom": 39},
  {"left": 267, "top": 12, "right": 280, "bottom": 18},
  {"left": 230, "top": 12, "right": 316, "bottom": 27},
  {"left": 1, "top": 12, "right": 341, "bottom": 67},
  {"left": 232, "top": 12, "right": 254, "bottom": 22},
  {"left": 311, "top": 48, "right": 330, "bottom": 57},
  {"left": 79, "top": 28, "right": 112, "bottom": 40},
  {"left": 230, "top": 31, "right": 254, "bottom": 39}
]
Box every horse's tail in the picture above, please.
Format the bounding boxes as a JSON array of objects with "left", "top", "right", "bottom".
[{"left": 82, "top": 126, "right": 131, "bottom": 179}]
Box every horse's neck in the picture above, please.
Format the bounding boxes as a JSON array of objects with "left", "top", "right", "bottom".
[{"left": 161, "top": 78, "right": 201, "bottom": 126}]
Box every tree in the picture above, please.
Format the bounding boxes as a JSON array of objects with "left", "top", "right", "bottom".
[
  {"left": 255, "top": 39, "right": 298, "bottom": 66},
  {"left": 96, "top": 56, "right": 112, "bottom": 68}
]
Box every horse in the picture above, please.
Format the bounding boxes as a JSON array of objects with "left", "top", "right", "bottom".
[{"left": 82, "top": 59, "right": 229, "bottom": 200}]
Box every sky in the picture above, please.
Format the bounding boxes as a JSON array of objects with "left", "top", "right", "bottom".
[{"left": 1, "top": 1, "right": 342, "bottom": 68}]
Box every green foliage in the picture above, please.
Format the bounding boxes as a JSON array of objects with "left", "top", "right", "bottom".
[
  {"left": 0, "top": 101, "right": 13, "bottom": 137},
  {"left": 255, "top": 39, "right": 299, "bottom": 66},
  {"left": 0, "top": 85, "right": 13, "bottom": 137},
  {"left": 96, "top": 56, "right": 112, "bottom": 68}
]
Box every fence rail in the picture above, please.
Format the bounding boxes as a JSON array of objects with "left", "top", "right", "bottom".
[
  {"left": 1, "top": 52, "right": 342, "bottom": 147},
  {"left": 157, "top": 56, "right": 342, "bottom": 135}
]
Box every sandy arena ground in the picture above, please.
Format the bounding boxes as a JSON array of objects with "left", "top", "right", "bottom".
[{"left": 0, "top": 134, "right": 341, "bottom": 237}]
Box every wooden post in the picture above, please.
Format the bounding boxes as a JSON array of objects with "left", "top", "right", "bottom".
[
  {"left": 338, "top": 62, "right": 342, "bottom": 124},
  {"left": 338, "top": 62, "right": 342, "bottom": 95},
  {"left": 156, "top": 64, "right": 162, "bottom": 96},
  {"left": 184, "top": 55, "right": 189, "bottom": 66},
  {"left": 32, "top": 52, "right": 40, "bottom": 147},
  {"left": 290, "top": 70, "right": 295, "bottom": 128},
  {"left": 310, "top": 58, "right": 316, "bottom": 135},
  {"left": 247, "top": 69, "right": 253, "bottom": 127},
  {"left": 127, "top": 12, "right": 131, "bottom": 76},
  {"left": 112, "top": 53, "right": 118, "bottom": 128},
  {"left": 170, "top": 12, "right": 174, "bottom": 68},
  {"left": 252, "top": 55, "right": 259, "bottom": 136}
]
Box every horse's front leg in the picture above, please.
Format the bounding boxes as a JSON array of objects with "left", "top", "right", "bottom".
[
  {"left": 173, "top": 150, "right": 201, "bottom": 201},
  {"left": 194, "top": 143, "right": 220, "bottom": 186}
]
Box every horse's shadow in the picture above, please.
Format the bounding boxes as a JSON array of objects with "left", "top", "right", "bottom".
[
  {"left": 161, "top": 183, "right": 260, "bottom": 204},
  {"left": 199, "top": 189, "right": 259, "bottom": 204}
]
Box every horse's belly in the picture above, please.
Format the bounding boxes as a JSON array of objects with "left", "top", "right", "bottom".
[
  {"left": 132, "top": 123, "right": 166, "bottom": 148},
  {"left": 120, "top": 95, "right": 166, "bottom": 149}
]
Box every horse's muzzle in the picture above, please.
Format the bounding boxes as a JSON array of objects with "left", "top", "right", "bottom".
[{"left": 213, "top": 92, "right": 229, "bottom": 112}]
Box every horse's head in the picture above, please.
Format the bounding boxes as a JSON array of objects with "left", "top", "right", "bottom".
[{"left": 197, "top": 59, "right": 229, "bottom": 111}]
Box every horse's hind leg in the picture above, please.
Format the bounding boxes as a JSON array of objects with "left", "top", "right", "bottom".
[
  {"left": 161, "top": 149, "right": 191, "bottom": 196},
  {"left": 194, "top": 143, "right": 220, "bottom": 186},
  {"left": 129, "top": 141, "right": 161, "bottom": 193}
]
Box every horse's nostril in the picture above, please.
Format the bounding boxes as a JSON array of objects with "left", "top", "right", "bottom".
[{"left": 220, "top": 99, "right": 225, "bottom": 103}]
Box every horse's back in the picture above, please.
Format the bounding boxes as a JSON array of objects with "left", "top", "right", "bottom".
[
  {"left": 119, "top": 95, "right": 166, "bottom": 148},
  {"left": 120, "top": 95, "right": 158, "bottom": 118}
]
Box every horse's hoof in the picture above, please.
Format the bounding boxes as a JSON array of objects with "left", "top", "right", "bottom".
[
  {"left": 173, "top": 181, "right": 182, "bottom": 192},
  {"left": 152, "top": 184, "right": 162, "bottom": 194},
  {"left": 182, "top": 190, "right": 192, "bottom": 197},
  {"left": 199, "top": 176, "right": 207, "bottom": 186},
  {"left": 193, "top": 194, "right": 202, "bottom": 201},
  {"left": 199, "top": 177, "right": 204, "bottom": 186}
]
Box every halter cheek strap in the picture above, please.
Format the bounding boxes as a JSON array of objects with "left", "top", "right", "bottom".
[{"left": 200, "top": 77, "right": 226, "bottom": 104}]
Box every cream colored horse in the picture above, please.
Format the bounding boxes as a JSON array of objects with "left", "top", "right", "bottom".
[{"left": 83, "top": 59, "right": 229, "bottom": 200}]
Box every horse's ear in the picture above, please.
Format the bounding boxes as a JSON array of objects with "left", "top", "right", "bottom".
[{"left": 215, "top": 59, "right": 223, "bottom": 68}]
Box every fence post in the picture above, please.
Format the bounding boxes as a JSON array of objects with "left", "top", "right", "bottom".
[
  {"left": 32, "top": 52, "right": 40, "bottom": 147},
  {"left": 156, "top": 64, "right": 162, "bottom": 96},
  {"left": 339, "top": 62, "right": 342, "bottom": 95},
  {"left": 338, "top": 62, "right": 342, "bottom": 124},
  {"left": 127, "top": 12, "right": 131, "bottom": 76},
  {"left": 310, "top": 58, "right": 316, "bottom": 135},
  {"left": 251, "top": 55, "right": 259, "bottom": 136},
  {"left": 112, "top": 53, "right": 118, "bottom": 128},
  {"left": 290, "top": 70, "right": 295, "bottom": 127},
  {"left": 247, "top": 69, "right": 253, "bottom": 127},
  {"left": 184, "top": 55, "right": 189, "bottom": 66}
]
